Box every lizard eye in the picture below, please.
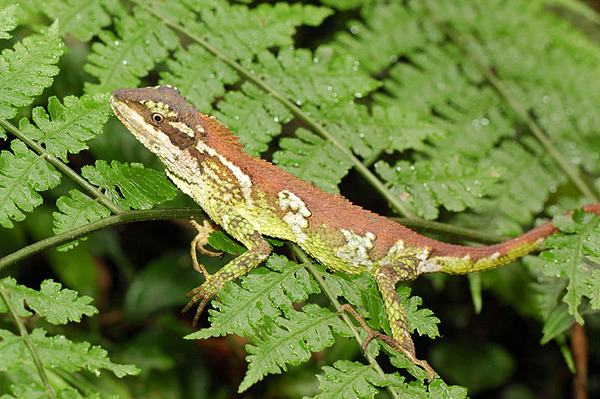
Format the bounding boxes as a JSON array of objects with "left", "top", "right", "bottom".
[{"left": 150, "top": 113, "right": 165, "bottom": 125}]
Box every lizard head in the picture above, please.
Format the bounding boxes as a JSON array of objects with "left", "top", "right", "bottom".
[{"left": 110, "top": 85, "right": 207, "bottom": 178}]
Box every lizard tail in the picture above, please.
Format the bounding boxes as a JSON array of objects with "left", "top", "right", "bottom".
[{"left": 420, "top": 203, "right": 600, "bottom": 275}]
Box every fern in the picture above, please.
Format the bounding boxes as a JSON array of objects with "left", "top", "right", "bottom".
[
  {"left": 0, "top": 139, "right": 61, "bottom": 228},
  {"left": 18, "top": 94, "right": 109, "bottom": 162},
  {"left": 0, "top": 21, "right": 62, "bottom": 128},
  {"left": 83, "top": 7, "right": 179, "bottom": 94},
  {"left": 537, "top": 210, "right": 600, "bottom": 323},
  {"left": 1, "top": 0, "right": 600, "bottom": 396}
]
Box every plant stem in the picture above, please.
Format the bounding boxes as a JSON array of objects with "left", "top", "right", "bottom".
[
  {"left": 0, "top": 282, "right": 56, "bottom": 399},
  {"left": 292, "top": 245, "right": 402, "bottom": 399},
  {"left": 0, "top": 118, "right": 125, "bottom": 214},
  {"left": 0, "top": 208, "right": 207, "bottom": 271}
]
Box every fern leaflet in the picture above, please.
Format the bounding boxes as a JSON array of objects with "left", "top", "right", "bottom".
[
  {"left": 84, "top": 7, "right": 178, "bottom": 94},
  {"left": 239, "top": 304, "right": 353, "bottom": 392},
  {"left": 41, "top": 0, "right": 126, "bottom": 41},
  {"left": 0, "top": 278, "right": 96, "bottom": 324},
  {"left": 0, "top": 21, "right": 62, "bottom": 122},
  {"left": 185, "top": 254, "right": 319, "bottom": 339},
  {"left": 313, "top": 360, "right": 390, "bottom": 399},
  {"left": 18, "top": 94, "right": 109, "bottom": 161},
  {"left": 0, "top": 140, "right": 61, "bottom": 228},
  {"left": 79, "top": 160, "right": 177, "bottom": 210},
  {"left": 538, "top": 210, "right": 600, "bottom": 323},
  {"left": 0, "top": 328, "right": 138, "bottom": 377},
  {"left": 0, "top": 4, "right": 17, "bottom": 40},
  {"left": 375, "top": 156, "right": 498, "bottom": 220}
]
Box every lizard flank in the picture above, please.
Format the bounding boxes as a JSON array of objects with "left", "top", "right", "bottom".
[{"left": 110, "top": 85, "right": 600, "bottom": 380}]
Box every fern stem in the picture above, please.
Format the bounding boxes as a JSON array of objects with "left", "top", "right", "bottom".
[
  {"left": 0, "top": 118, "right": 125, "bottom": 215},
  {"left": 133, "top": 0, "right": 415, "bottom": 218},
  {"left": 292, "top": 245, "right": 402, "bottom": 399},
  {"left": 423, "top": 4, "right": 599, "bottom": 203},
  {"left": 0, "top": 208, "right": 207, "bottom": 271},
  {"left": 0, "top": 282, "right": 57, "bottom": 399}
]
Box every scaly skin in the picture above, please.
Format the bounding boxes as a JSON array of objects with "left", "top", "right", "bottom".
[{"left": 110, "top": 85, "right": 600, "bottom": 380}]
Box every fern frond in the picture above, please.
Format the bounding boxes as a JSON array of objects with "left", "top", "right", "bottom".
[
  {"left": 160, "top": 43, "right": 239, "bottom": 112},
  {"left": 537, "top": 210, "right": 600, "bottom": 323},
  {"left": 313, "top": 360, "right": 389, "bottom": 399},
  {"left": 41, "top": 0, "right": 126, "bottom": 40},
  {"left": 84, "top": 7, "right": 178, "bottom": 94},
  {"left": 0, "top": 328, "right": 138, "bottom": 377},
  {"left": 375, "top": 156, "right": 498, "bottom": 220},
  {"left": 273, "top": 128, "right": 350, "bottom": 193},
  {"left": 0, "top": 140, "right": 61, "bottom": 228},
  {"left": 53, "top": 189, "right": 111, "bottom": 239},
  {"left": 185, "top": 254, "right": 319, "bottom": 340},
  {"left": 215, "top": 82, "right": 293, "bottom": 156},
  {"left": 79, "top": 160, "right": 177, "bottom": 210},
  {"left": 239, "top": 304, "right": 353, "bottom": 393},
  {"left": 254, "top": 47, "right": 379, "bottom": 106},
  {"left": 18, "top": 93, "right": 109, "bottom": 161},
  {"left": 0, "top": 4, "right": 18, "bottom": 40},
  {"left": 332, "top": 1, "right": 432, "bottom": 74},
  {"left": 457, "top": 140, "right": 565, "bottom": 235},
  {"left": 169, "top": 1, "right": 333, "bottom": 60},
  {"left": 0, "top": 278, "right": 96, "bottom": 324},
  {"left": 0, "top": 21, "right": 62, "bottom": 121}
]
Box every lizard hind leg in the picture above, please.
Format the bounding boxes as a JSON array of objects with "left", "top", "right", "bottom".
[{"left": 375, "top": 265, "right": 436, "bottom": 381}]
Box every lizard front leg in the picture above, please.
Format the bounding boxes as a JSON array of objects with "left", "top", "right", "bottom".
[
  {"left": 375, "top": 264, "right": 436, "bottom": 381},
  {"left": 183, "top": 215, "right": 271, "bottom": 324}
]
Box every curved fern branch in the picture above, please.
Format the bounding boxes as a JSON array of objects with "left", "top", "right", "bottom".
[{"left": 0, "top": 208, "right": 206, "bottom": 271}]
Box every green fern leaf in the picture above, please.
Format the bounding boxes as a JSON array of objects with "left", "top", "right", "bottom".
[
  {"left": 0, "top": 21, "right": 62, "bottom": 121},
  {"left": 253, "top": 47, "right": 379, "bottom": 106},
  {"left": 0, "top": 139, "right": 61, "bottom": 228},
  {"left": 538, "top": 210, "right": 600, "bottom": 323},
  {"left": 0, "top": 278, "right": 96, "bottom": 324},
  {"left": 80, "top": 160, "right": 177, "bottom": 210},
  {"left": 0, "top": 328, "right": 139, "bottom": 377},
  {"left": 207, "top": 230, "right": 247, "bottom": 255},
  {"left": 195, "top": 2, "right": 332, "bottom": 60},
  {"left": 239, "top": 303, "right": 353, "bottom": 392},
  {"left": 185, "top": 254, "right": 319, "bottom": 340},
  {"left": 313, "top": 360, "right": 390, "bottom": 399},
  {"left": 0, "top": 4, "right": 18, "bottom": 40},
  {"left": 273, "top": 128, "right": 351, "bottom": 193},
  {"left": 84, "top": 8, "right": 178, "bottom": 94},
  {"left": 41, "top": 0, "right": 126, "bottom": 41},
  {"left": 215, "top": 82, "right": 293, "bottom": 156},
  {"left": 18, "top": 93, "right": 110, "bottom": 161},
  {"left": 459, "top": 140, "right": 565, "bottom": 235},
  {"left": 332, "top": 2, "right": 432, "bottom": 74},
  {"left": 323, "top": 271, "right": 389, "bottom": 333},
  {"left": 160, "top": 44, "right": 239, "bottom": 112},
  {"left": 53, "top": 189, "right": 111, "bottom": 241},
  {"left": 375, "top": 156, "right": 498, "bottom": 220},
  {"left": 397, "top": 286, "right": 440, "bottom": 338}
]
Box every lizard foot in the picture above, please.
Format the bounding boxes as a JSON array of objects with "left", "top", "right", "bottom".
[
  {"left": 338, "top": 304, "right": 436, "bottom": 382},
  {"left": 190, "top": 219, "right": 222, "bottom": 277},
  {"left": 183, "top": 277, "right": 224, "bottom": 325}
]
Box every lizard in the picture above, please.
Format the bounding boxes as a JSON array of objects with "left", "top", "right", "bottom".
[{"left": 109, "top": 84, "right": 600, "bottom": 381}]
